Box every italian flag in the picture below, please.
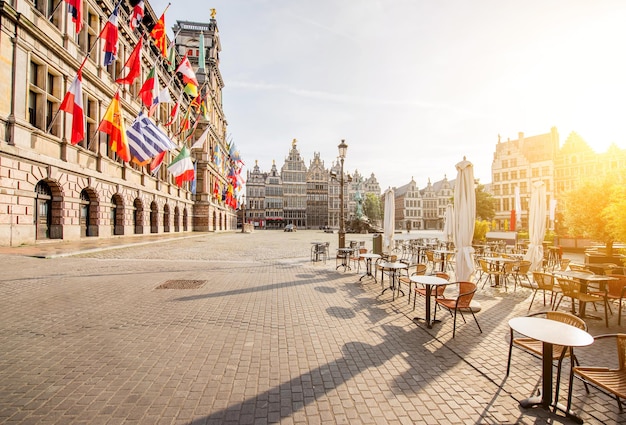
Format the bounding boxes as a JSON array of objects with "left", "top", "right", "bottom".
[{"left": 167, "top": 146, "right": 195, "bottom": 187}]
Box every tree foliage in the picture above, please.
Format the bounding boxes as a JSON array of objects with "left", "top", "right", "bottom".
[
  {"left": 475, "top": 184, "right": 495, "bottom": 221},
  {"left": 562, "top": 174, "right": 626, "bottom": 255},
  {"left": 364, "top": 193, "right": 382, "bottom": 221}
]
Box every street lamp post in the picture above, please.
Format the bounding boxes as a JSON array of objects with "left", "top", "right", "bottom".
[{"left": 338, "top": 139, "right": 348, "bottom": 248}]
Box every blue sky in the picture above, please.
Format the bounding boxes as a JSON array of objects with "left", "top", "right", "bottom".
[{"left": 150, "top": 0, "right": 626, "bottom": 190}]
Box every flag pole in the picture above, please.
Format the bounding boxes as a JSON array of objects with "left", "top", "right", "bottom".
[{"left": 48, "top": 0, "right": 64, "bottom": 21}]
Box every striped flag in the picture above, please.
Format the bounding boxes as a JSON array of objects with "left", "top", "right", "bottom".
[
  {"left": 101, "top": 4, "right": 120, "bottom": 66},
  {"left": 168, "top": 146, "right": 195, "bottom": 187},
  {"left": 59, "top": 71, "right": 85, "bottom": 145},
  {"left": 98, "top": 92, "right": 130, "bottom": 162},
  {"left": 64, "top": 0, "right": 82, "bottom": 33},
  {"left": 126, "top": 111, "right": 176, "bottom": 165}
]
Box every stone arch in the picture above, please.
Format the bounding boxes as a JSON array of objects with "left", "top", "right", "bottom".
[
  {"left": 183, "top": 208, "right": 189, "bottom": 231},
  {"left": 150, "top": 201, "right": 158, "bottom": 234},
  {"left": 34, "top": 179, "right": 63, "bottom": 240},
  {"left": 174, "top": 206, "right": 180, "bottom": 232},
  {"left": 133, "top": 198, "right": 144, "bottom": 234},
  {"left": 111, "top": 194, "right": 124, "bottom": 235},
  {"left": 79, "top": 187, "right": 99, "bottom": 237},
  {"left": 213, "top": 210, "right": 217, "bottom": 231},
  {"left": 163, "top": 204, "right": 170, "bottom": 233}
]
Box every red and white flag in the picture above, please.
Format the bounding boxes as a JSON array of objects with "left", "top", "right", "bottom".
[
  {"left": 129, "top": 0, "right": 144, "bottom": 31},
  {"left": 175, "top": 55, "right": 199, "bottom": 87},
  {"left": 59, "top": 71, "right": 85, "bottom": 145}
]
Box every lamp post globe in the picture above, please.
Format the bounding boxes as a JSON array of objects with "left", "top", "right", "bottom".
[{"left": 338, "top": 139, "right": 348, "bottom": 249}]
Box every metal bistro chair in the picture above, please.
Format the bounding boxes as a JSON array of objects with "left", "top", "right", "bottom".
[
  {"left": 571, "top": 333, "right": 626, "bottom": 413},
  {"left": 433, "top": 281, "right": 482, "bottom": 338},
  {"left": 398, "top": 263, "right": 427, "bottom": 306},
  {"left": 555, "top": 277, "right": 610, "bottom": 328}
]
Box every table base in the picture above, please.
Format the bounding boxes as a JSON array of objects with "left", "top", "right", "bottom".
[
  {"left": 519, "top": 396, "right": 583, "bottom": 424},
  {"left": 413, "top": 316, "right": 441, "bottom": 329}
]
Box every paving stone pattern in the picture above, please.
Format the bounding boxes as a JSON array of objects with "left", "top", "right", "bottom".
[{"left": 0, "top": 231, "right": 622, "bottom": 424}]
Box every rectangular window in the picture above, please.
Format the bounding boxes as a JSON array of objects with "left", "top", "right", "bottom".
[
  {"left": 83, "top": 97, "right": 98, "bottom": 152},
  {"left": 28, "top": 60, "right": 61, "bottom": 136}
]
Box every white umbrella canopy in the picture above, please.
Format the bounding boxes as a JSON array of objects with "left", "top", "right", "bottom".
[
  {"left": 442, "top": 203, "right": 455, "bottom": 243},
  {"left": 454, "top": 158, "right": 476, "bottom": 282},
  {"left": 383, "top": 188, "right": 395, "bottom": 253},
  {"left": 524, "top": 181, "right": 547, "bottom": 271}
]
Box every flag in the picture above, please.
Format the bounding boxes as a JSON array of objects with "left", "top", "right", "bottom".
[
  {"left": 198, "top": 32, "right": 205, "bottom": 72},
  {"left": 183, "top": 82, "right": 198, "bottom": 98},
  {"left": 64, "top": 0, "right": 82, "bottom": 33},
  {"left": 150, "top": 13, "right": 167, "bottom": 57},
  {"left": 190, "top": 95, "right": 201, "bottom": 112},
  {"left": 190, "top": 162, "right": 197, "bottom": 194},
  {"left": 129, "top": 0, "right": 144, "bottom": 31},
  {"left": 150, "top": 150, "right": 166, "bottom": 174},
  {"left": 176, "top": 55, "right": 199, "bottom": 86},
  {"left": 148, "top": 86, "right": 173, "bottom": 117},
  {"left": 138, "top": 67, "right": 156, "bottom": 108},
  {"left": 98, "top": 92, "right": 130, "bottom": 162},
  {"left": 168, "top": 146, "right": 195, "bottom": 187},
  {"left": 115, "top": 38, "right": 142, "bottom": 85},
  {"left": 59, "top": 71, "right": 84, "bottom": 145},
  {"left": 191, "top": 125, "right": 210, "bottom": 150},
  {"left": 200, "top": 99, "right": 209, "bottom": 120},
  {"left": 126, "top": 111, "right": 176, "bottom": 164},
  {"left": 165, "top": 93, "right": 183, "bottom": 126},
  {"left": 166, "top": 39, "right": 177, "bottom": 72},
  {"left": 101, "top": 4, "right": 120, "bottom": 66}
]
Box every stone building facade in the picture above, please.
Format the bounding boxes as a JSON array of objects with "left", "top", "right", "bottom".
[
  {"left": 0, "top": 2, "right": 237, "bottom": 246},
  {"left": 491, "top": 128, "right": 626, "bottom": 231}
]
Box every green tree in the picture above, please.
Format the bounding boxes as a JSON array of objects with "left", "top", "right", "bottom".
[
  {"left": 473, "top": 220, "right": 490, "bottom": 242},
  {"left": 364, "top": 193, "right": 382, "bottom": 221},
  {"left": 475, "top": 184, "right": 495, "bottom": 221},
  {"left": 562, "top": 175, "right": 626, "bottom": 256}
]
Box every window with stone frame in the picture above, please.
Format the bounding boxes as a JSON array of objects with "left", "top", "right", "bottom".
[
  {"left": 31, "top": 0, "right": 62, "bottom": 31},
  {"left": 80, "top": 94, "right": 98, "bottom": 153},
  {"left": 78, "top": 8, "right": 99, "bottom": 58},
  {"left": 28, "top": 60, "right": 62, "bottom": 137}
]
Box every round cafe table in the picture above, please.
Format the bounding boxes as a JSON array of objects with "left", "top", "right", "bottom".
[
  {"left": 508, "top": 316, "right": 593, "bottom": 423},
  {"left": 411, "top": 275, "right": 449, "bottom": 328},
  {"left": 378, "top": 261, "right": 407, "bottom": 301},
  {"left": 359, "top": 253, "right": 381, "bottom": 282}
]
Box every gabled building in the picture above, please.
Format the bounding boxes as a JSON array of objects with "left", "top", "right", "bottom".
[
  {"left": 491, "top": 129, "right": 558, "bottom": 230},
  {"left": 394, "top": 178, "right": 422, "bottom": 231},
  {"left": 306, "top": 152, "right": 328, "bottom": 229},
  {"left": 264, "top": 161, "right": 283, "bottom": 229},
  {"left": 245, "top": 160, "right": 267, "bottom": 229},
  {"left": 281, "top": 139, "right": 307, "bottom": 228}
]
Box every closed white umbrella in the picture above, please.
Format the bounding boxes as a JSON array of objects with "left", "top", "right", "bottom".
[
  {"left": 383, "top": 188, "right": 395, "bottom": 253},
  {"left": 442, "top": 203, "right": 455, "bottom": 243},
  {"left": 524, "top": 181, "right": 547, "bottom": 271},
  {"left": 454, "top": 158, "right": 476, "bottom": 282}
]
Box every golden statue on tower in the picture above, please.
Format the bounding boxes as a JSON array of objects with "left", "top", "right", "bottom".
[{"left": 210, "top": 8, "right": 216, "bottom": 19}]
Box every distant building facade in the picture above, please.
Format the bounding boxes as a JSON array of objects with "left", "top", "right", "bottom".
[
  {"left": 244, "top": 140, "right": 381, "bottom": 229},
  {"left": 491, "top": 128, "right": 626, "bottom": 231}
]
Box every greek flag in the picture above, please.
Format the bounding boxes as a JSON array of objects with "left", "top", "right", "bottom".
[{"left": 127, "top": 111, "right": 176, "bottom": 164}]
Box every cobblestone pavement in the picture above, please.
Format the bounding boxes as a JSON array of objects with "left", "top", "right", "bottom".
[{"left": 0, "top": 230, "right": 623, "bottom": 424}]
